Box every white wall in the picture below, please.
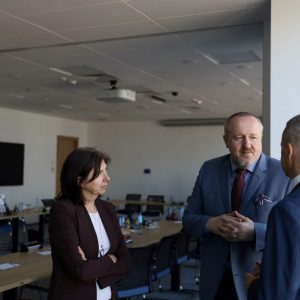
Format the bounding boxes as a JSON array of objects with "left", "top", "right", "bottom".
[
  {"left": 268, "top": 1, "right": 300, "bottom": 158},
  {"left": 0, "top": 107, "right": 87, "bottom": 210},
  {"left": 87, "top": 121, "right": 227, "bottom": 202},
  {"left": 0, "top": 107, "right": 228, "bottom": 211}
]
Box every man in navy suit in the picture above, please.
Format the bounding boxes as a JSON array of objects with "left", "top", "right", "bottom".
[
  {"left": 247, "top": 114, "right": 300, "bottom": 299},
  {"left": 183, "top": 112, "right": 290, "bottom": 300}
]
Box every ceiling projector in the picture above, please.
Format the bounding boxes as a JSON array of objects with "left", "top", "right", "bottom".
[{"left": 97, "top": 88, "right": 136, "bottom": 103}]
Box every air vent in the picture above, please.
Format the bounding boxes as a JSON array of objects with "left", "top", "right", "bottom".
[
  {"left": 63, "top": 65, "right": 118, "bottom": 82},
  {"left": 159, "top": 118, "right": 226, "bottom": 127},
  {"left": 208, "top": 51, "right": 261, "bottom": 64}
]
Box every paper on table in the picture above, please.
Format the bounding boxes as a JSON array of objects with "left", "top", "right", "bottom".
[
  {"left": 37, "top": 250, "right": 51, "bottom": 255},
  {"left": 0, "top": 262, "right": 20, "bottom": 270}
]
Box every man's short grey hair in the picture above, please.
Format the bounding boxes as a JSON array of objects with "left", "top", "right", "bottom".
[{"left": 224, "top": 112, "right": 263, "bottom": 135}]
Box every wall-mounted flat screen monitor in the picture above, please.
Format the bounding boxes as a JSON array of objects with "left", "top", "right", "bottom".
[{"left": 0, "top": 142, "right": 24, "bottom": 186}]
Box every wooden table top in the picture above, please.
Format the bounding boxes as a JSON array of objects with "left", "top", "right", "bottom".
[
  {"left": 126, "top": 220, "right": 182, "bottom": 247},
  {"left": 0, "top": 208, "right": 48, "bottom": 221},
  {"left": 0, "top": 249, "right": 52, "bottom": 292},
  {"left": 110, "top": 199, "right": 184, "bottom": 207},
  {"left": 0, "top": 220, "right": 182, "bottom": 293}
]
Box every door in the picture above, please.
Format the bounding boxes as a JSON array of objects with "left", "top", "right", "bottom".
[{"left": 56, "top": 135, "right": 79, "bottom": 195}]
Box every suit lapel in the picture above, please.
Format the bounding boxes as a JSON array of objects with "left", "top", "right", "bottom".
[
  {"left": 96, "top": 200, "right": 116, "bottom": 252},
  {"left": 222, "top": 158, "right": 232, "bottom": 212}
]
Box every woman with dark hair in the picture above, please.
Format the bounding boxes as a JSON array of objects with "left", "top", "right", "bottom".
[{"left": 48, "top": 147, "right": 130, "bottom": 300}]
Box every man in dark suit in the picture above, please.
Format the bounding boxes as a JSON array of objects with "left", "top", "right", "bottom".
[
  {"left": 183, "top": 112, "right": 290, "bottom": 300},
  {"left": 247, "top": 114, "right": 300, "bottom": 299}
]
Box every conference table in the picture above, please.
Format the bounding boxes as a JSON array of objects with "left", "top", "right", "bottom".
[
  {"left": 0, "top": 219, "right": 182, "bottom": 300},
  {"left": 0, "top": 248, "right": 51, "bottom": 299},
  {"left": 110, "top": 199, "right": 184, "bottom": 207},
  {"left": 124, "top": 219, "right": 182, "bottom": 247},
  {"left": 0, "top": 208, "right": 48, "bottom": 253}
]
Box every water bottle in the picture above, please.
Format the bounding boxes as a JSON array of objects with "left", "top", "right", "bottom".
[
  {"left": 137, "top": 212, "right": 143, "bottom": 224},
  {"left": 179, "top": 207, "right": 185, "bottom": 220}
]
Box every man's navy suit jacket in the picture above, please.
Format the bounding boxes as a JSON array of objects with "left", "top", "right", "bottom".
[
  {"left": 183, "top": 153, "right": 290, "bottom": 300},
  {"left": 249, "top": 183, "right": 300, "bottom": 300}
]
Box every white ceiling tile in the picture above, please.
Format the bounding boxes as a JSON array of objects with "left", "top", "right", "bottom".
[
  {"left": 57, "top": 21, "right": 164, "bottom": 42},
  {"left": 156, "top": 8, "right": 265, "bottom": 32},
  {"left": 0, "top": 15, "right": 46, "bottom": 36},
  {"left": 0, "top": 1, "right": 265, "bottom": 122},
  {"left": 128, "top": 0, "right": 266, "bottom": 19},
  {"left": 9, "top": 45, "right": 93, "bottom": 59},
  {"left": 0, "top": 33, "right": 68, "bottom": 51},
  {"left": 22, "top": 2, "right": 147, "bottom": 31},
  {"left": 0, "top": 0, "right": 123, "bottom": 15}
]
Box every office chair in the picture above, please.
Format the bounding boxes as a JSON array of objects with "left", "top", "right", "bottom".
[
  {"left": 0, "top": 220, "right": 12, "bottom": 251},
  {"left": 142, "top": 195, "right": 164, "bottom": 218},
  {"left": 0, "top": 218, "right": 27, "bottom": 252},
  {"left": 116, "top": 194, "right": 142, "bottom": 217},
  {"left": 188, "top": 235, "right": 201, "bottom": 284},
  {"left": 151, "top": 233, "right": 177, "bottom": 291},
  {"left": 117, "top": 243, "right": 157, "bottom": 299},
  {"left": 172, "top": 230, "right": 198, "bottom": 295},
  {"left": 18, "top": 282, "right": 49, "bottom": 300}
]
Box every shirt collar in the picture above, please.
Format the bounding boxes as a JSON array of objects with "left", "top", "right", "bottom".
[
  {"left": 230, "top": 160, "right": 257, "bottom": 173},
  {"left": 287, "top": 174, "right": 300, "bottom": 194}
]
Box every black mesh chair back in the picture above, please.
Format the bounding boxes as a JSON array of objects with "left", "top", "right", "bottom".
[
  {"left": 125, "top": 193, "right": 142, "bottom": 214},
  {"left": 142, "top": 195, "right": 164, "bottom": 218},
  {"left": 117, "top": 243, "right": 157, "bottom": 299},
  {"left": 173, "top": 229, "right": 190, "bottom": 265},
  {"left": 172, "top": 231, "right": 199, "bottom": 294},
  {"left": 116, "top": 193, "right": 142, "bottom": 217},
  {"left": 188, "top": 235, "right": 201, "bottom": 284},
  {"left": 41, "top": 199, "right": 55, "bottom": 208},
  {"left": 152, "top": 233, "right": 177, "bottom": 281}
]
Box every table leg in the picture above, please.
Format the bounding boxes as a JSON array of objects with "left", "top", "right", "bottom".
[
  {"left": 38, "top": 214, "right": 44, "bottom": 246},
  {"left": 171, "top": 264, "right": 181, "bottom": 291},
  {"left": 11, "top": 218, "right": 19, "bottom": 253}
]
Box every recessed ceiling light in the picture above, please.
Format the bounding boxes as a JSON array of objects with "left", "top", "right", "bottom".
[
  {"left": 203, "top": 54, "right": 219, "bottom": 65},
  {"left": 49, "top": 67, "right": 73, "bottom": 76},
  {"left": 151, "top": 100, "right": 163, "bottom": 105},
  {"left": 98, "top": 112, "right": 110, "bottom": 117},
  {"left": 193, "top": 98, "right": 203, "bottom": 105},
  {"left": 70, "top": 80, "right": 77, "bottom": 85},
  {"left": 239, "top": 78, "right": 250, "bottom": 86},
  {"left": 181, "top": 109, "right": 192, "bottom": 114},
  {"left": 220, "top": 81, "right": 235, "bottom": 86},
  {"left": 8, "top": 93, "right": 25, "bottom": 99},
  {"left": 254, "top": 88, "right": 262, "bottom": 95},
  {"left": 138, "top": 105, "right": 150, "bottom": 110},
  {"left": 58, "top": 104, "right": 73, "bottom": 109},
  {"left": 181, "top": 59, "right": 199, "bottom": 64},
  {"left": 237, "top": 64, "right": 253, "bottom": 69}
]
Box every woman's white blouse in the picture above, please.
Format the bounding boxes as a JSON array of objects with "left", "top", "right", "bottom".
[{"left": 88, "top": 211, "right": 112, "bottom": 300}]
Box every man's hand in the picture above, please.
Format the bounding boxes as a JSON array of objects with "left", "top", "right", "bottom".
[
  {"left": 206, "top": 211, "right": 254, "bottom": 241},
  {"left": 227, "top": 211, "right": 255, "bottom": 241},
  {"left": 245, "top": 261, "right": 261, "bottom": 288},
  {"left": 245, "top": 272, "right": 258, "bottom": 288},
  {"left": 205, "top": 213, "right": 238, "bottom": 239}
]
